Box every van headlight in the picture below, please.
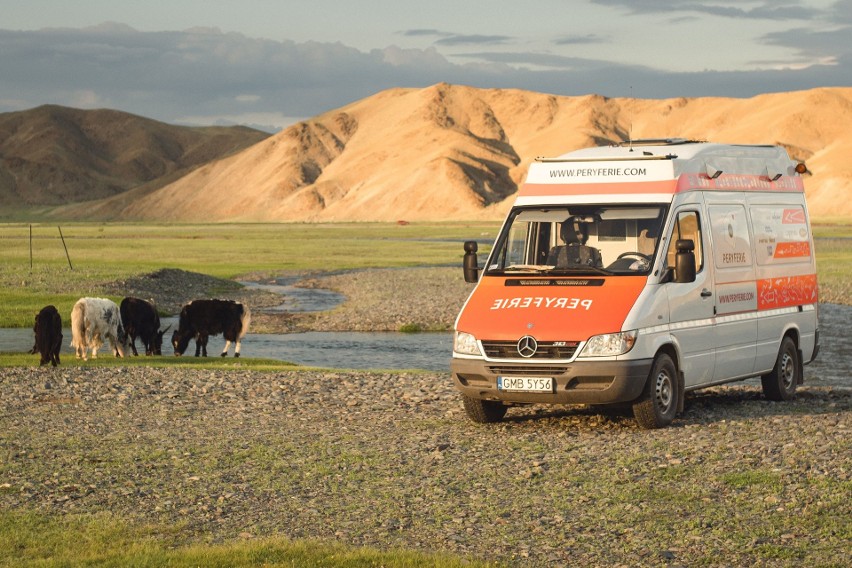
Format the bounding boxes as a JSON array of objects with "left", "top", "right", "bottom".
[
  {"left": 581, "top": 330, "right": 637, "bottom": 357},
  {"left": 454, "top": 331, "right": 481, "bottom": 356}
]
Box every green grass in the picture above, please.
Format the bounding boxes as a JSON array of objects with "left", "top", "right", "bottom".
[
  {"left": 813, "top": 223, "right": 852, "bottom": 305},
  {"left": 0, "top": 352, "right": 300, "bottom": 370},
  {"left": 720, "top": 470, "right": 783, "bottom": 491},
  {"left": 0, "top": 353, "right": 441, "bottom": 374},
  {"left": 0, "top": 222, "right": 499, "bottom": 328},
  {"left": 0, "top": 510, "right": 497, "bottom": 568},
  {"left": 2, "top": 222, "right": 496, "bottom": 276},
  {"left": 2, "top": 220, "right": 848, "bottom": 328}
]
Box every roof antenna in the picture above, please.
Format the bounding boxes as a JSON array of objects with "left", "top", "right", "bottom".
[{"left": 628, "top": 86, "right": 634, "bottom": 152}]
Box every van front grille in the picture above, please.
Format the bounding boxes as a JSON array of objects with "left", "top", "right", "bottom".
[{"left": 481, "top": 340, "right": 579, "bottom": 360}]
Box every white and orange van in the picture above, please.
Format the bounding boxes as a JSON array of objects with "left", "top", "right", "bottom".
[{"left": 452, "top": 139, "right": 820, "bottom": 428}]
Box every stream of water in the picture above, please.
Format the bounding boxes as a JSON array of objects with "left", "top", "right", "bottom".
[{"left": 1, "top": 277, "right": 849, "bottom": 385}]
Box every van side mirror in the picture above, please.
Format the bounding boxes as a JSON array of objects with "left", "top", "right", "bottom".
[
  {"left": 463, "top": 241, "right": 480, "bottom": 283},
  {"left": 674, "top": 239, "right": 696, "bottom": 283}
]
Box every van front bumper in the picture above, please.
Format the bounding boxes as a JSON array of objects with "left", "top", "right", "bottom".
[{"left": 451, "top": 357, "right": 653, "bottom": 405}]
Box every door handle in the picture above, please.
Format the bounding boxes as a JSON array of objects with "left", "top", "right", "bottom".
[{"left": 701, "top": 289, "right": 712, "bottom": 298}]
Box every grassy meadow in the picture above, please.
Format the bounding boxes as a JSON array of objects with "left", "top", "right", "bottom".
[
  {"left": 0, "top": 222, "right": 499, "bottom": 329},
  {"left": 811, "top": 223, "right": 852, "bottom": 305},
  {"left": 1, "top": 220, "right": 849, "bottom": 329}
]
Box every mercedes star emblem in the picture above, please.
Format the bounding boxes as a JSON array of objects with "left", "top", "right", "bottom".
[{"left": 517, "top": 335, "right": 538, "bottom": 358}]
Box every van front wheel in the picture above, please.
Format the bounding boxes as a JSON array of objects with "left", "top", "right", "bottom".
[
  {"left": 633, "top": 353, "right": 679, "bottom": 429},
  {"left": 462, "top": 395, "right": 507, "bottom": 423},
  {"left": 761, "top": 336, "right": 799, "bottom": 401}
]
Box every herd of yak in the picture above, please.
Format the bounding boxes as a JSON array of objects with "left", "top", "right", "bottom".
[{"left": 28, "top": 297, "right": 251, "bottom": 367}]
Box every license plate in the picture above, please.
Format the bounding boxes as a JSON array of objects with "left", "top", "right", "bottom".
[{"left": 497, "top": 376, "right": 554, "bottom": 393}]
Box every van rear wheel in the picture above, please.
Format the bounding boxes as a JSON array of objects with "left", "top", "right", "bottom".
[
  {"left": 462, "top": 395, "right": 507, "bottom": 423},
  {"left": 633, "top": 353, "right": 678, "bottom": 429},
  {"left": 761, "top": 336, "right": 799, "bottom": 401}
]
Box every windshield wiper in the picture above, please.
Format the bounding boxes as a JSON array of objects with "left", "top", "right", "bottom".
[{"left": 500, "top": 265, "right": 552, "bottom": 273}]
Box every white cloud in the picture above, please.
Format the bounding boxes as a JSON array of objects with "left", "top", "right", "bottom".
[
  {"left": 0, "top": 23, "right": 848, "bottom": 128},
  {"left": 176, "top": 111, "right": 303, "bottom": 132},
  {"left": 68, "top": 89, "right": 107, "bottom": 108}
]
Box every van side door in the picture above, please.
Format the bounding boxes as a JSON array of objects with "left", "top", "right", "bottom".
[
  {"left": 663, "top": 207, "right": 716, "bottom": 386},
  {"left": 708, "top": 202, "right": 757, "bottom": 380}
]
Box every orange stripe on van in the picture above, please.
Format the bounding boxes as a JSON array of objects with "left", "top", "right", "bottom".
[
  {"left": 519, "top": 180, "right": 675, "bottom": 197},
  {"left": 757, "top": 274, "right": 818, "bottom": 309},
  {"left": 676, "top": 173, "right": 804, "bottom": 193}
]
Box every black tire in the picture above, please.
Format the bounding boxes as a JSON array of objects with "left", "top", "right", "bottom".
[
  {"left": 462, "top": 395, "right": 508, "bottom": 423},
  {"left": 761, "top": 336, "right": 799, "bottom": 401},
  {"left": 633, "top": 353, "right": 679, "bottom": 429}
]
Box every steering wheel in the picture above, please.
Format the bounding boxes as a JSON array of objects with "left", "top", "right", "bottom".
[{"left": 617, "top": 252, "right": 651, "bottom": 261}]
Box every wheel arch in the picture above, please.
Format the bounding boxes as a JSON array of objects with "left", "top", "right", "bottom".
[
  {"left": 779, "top": 326, "right": 804, "bottom": 385},
  {"left": 651, "top": 342, "right": 685, "bottom": 414},
  {"left": 782, "top": 325, "right": 800, "bottom": 347}
]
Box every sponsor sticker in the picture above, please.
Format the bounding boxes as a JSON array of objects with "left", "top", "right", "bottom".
[{"left": 757, "top": 274, "right": 818, "bottom": 309}]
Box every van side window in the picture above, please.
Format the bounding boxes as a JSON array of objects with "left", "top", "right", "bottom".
[
  {"left": 709, "top": 204, "right": 751, "bottom": 269},
  {"left": 666, "top": 211, "right": 703, "bottom": 272}
]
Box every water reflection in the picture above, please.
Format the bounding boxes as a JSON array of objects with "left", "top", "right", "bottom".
[{"left": 240, "top": 331, "right": 451, "bottom": 371}]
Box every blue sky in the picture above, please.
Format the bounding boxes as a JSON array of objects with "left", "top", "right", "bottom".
[{"left": 1, "top": 0, "right": 849, "bottom": 131}]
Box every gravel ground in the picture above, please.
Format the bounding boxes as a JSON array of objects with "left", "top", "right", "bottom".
[
  {"left": 3, "top": 267, "right": 850, "bottom": 566},
  {"left": 1, "top": 367, "right": 849, "bottom": 567},
  {"left": 295, "top": 267, "right": 472, "bottom": 332}
]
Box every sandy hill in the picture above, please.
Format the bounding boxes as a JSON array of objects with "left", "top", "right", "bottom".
[
  {"left": 0, "top": 105, "right": 269, "bottom": 211},
  {"left": 17, "top": 86, "right": 852, "bottom": 221},
  {"left": 112, "top": 84, "right": 852, "bottom": 222}
]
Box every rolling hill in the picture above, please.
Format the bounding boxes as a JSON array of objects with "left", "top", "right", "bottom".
[
  {"left": 0, "top": 105, "right": 269, "bottom": 213},
  {"left": 5, "top": 86, "right": 851, "bottom": 221}
]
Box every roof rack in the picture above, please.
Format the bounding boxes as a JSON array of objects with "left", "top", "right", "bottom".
[{"left": 614, "top": 138, "right": 704, "bottom": 147}]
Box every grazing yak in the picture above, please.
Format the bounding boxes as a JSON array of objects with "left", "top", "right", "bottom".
[
  {"left": 120, "top": 297, "right": 167, "bottom": 356},
  {"left": 70, "top": 297, "right": 129, "bottom": 360},
  {"left": 172, "top": 299, "right": 251, "bottom": 357},
  {"left": 29, "top": 305, "right": 63, "bottom": 367}
]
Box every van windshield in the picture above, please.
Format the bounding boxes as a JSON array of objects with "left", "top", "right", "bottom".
[{"left": 485, "top": 206, "right": 667, "bottom": 276}]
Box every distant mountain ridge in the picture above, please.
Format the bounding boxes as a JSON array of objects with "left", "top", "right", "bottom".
[
  {"left": 0, "top": 104, "right": 270, "bottom": 210},
  {"left": 3, "top": 86, "right": 850, "bottom": 221}
]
